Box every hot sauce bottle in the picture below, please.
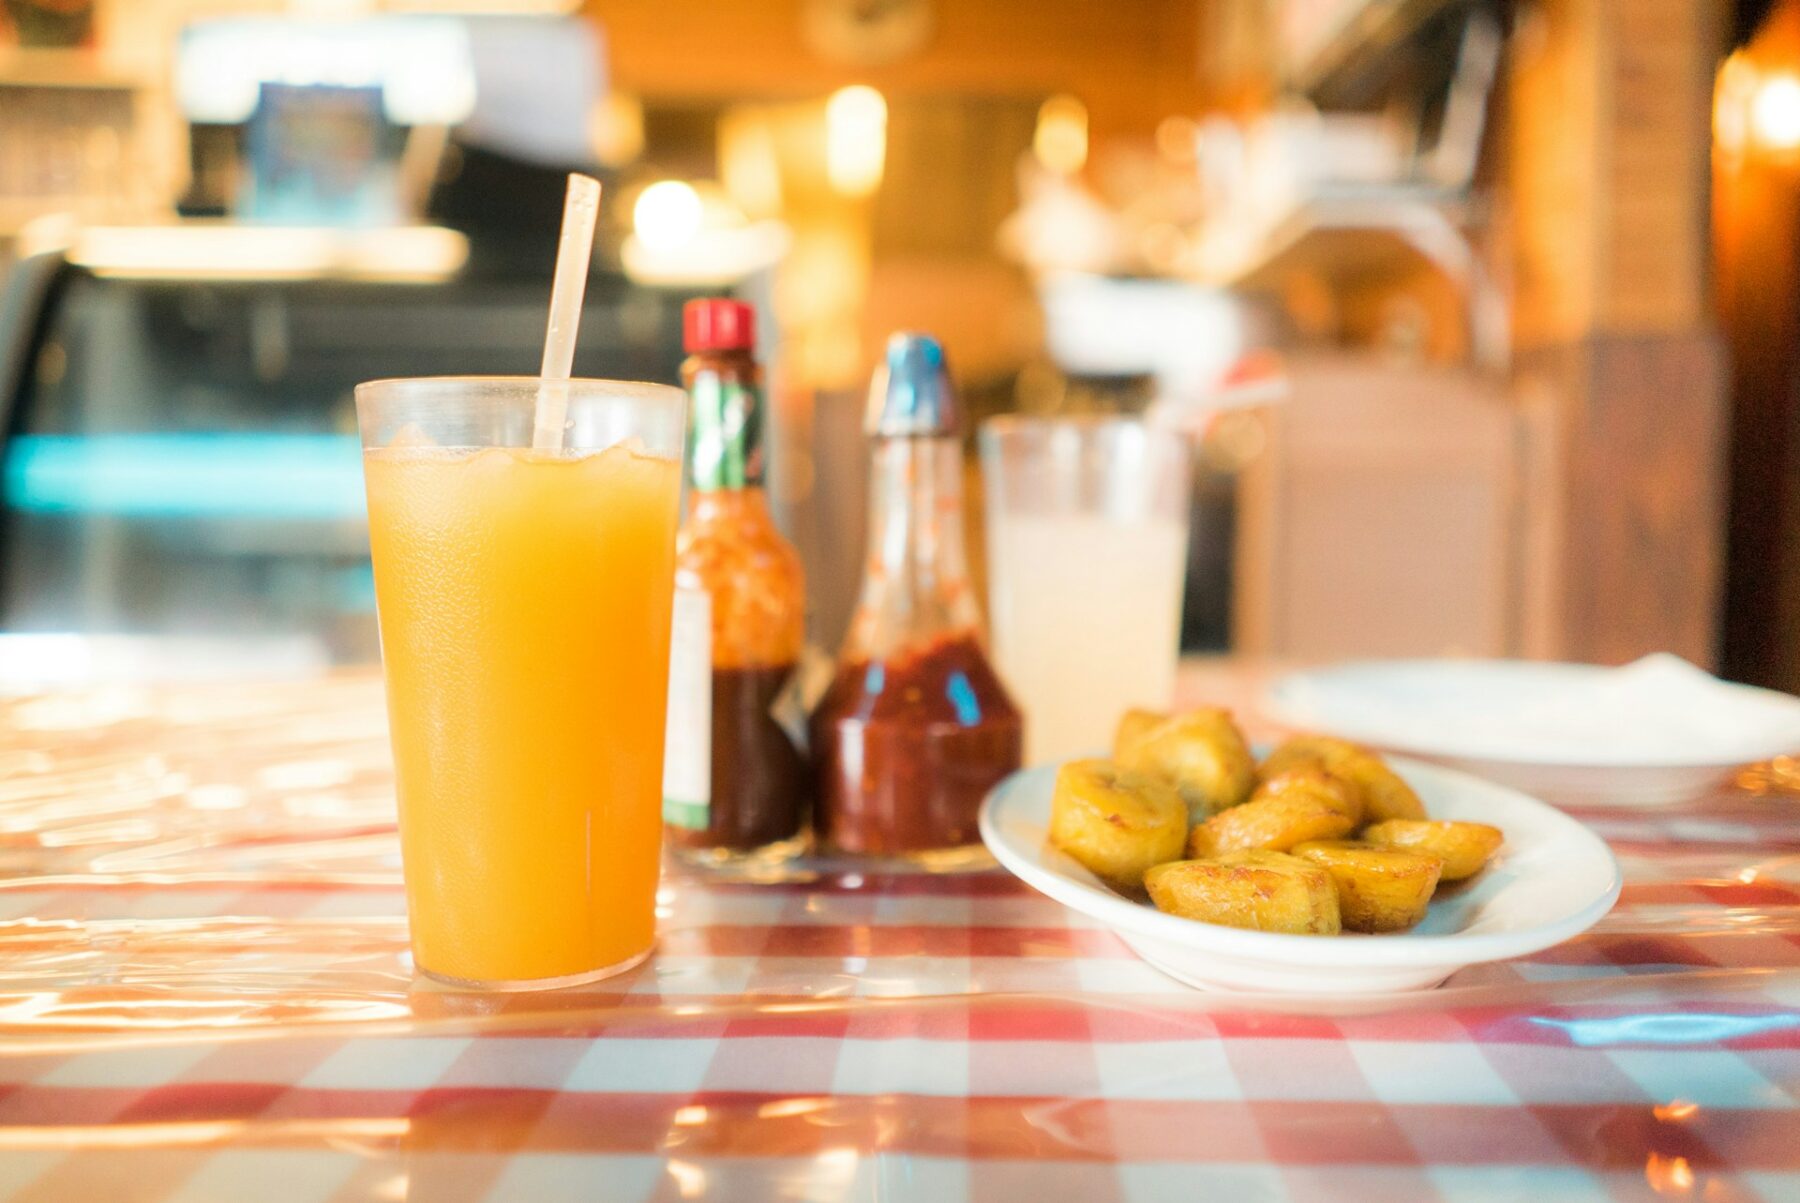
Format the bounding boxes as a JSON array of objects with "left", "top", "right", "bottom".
[
  {"left": 811, "top": 333, "right": 1024, "bottom": 863},
  {"left": 662, "top": 299, "right": 810, "bottom": 865}
]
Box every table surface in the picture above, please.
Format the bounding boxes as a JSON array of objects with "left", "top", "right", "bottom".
[{"left": 0, "top": 665, "right": 1796, "bottom": 1202}]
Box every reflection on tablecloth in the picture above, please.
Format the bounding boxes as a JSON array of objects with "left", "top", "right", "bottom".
[{"left": 0, "top": 671, "right": 1794, "bottom": 1202}]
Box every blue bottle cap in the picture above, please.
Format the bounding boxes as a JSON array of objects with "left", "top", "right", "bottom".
[{"left": 865, "top": 332, "right": 960, "bottom": 438}]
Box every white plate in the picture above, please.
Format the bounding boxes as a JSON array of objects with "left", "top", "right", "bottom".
[
  {"left": 1264, "top": 659, "right": 1800, "bottom": 807},
  {"left": 978, "top": 755, "right": 1621, "bottom": 994}
]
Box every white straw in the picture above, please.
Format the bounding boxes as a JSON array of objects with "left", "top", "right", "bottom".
[{"left": 532, "top": 173, "right": 603, "bottom": 453}]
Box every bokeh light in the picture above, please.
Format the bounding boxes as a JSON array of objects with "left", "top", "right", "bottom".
[{"left": 633, "top": 180, "right": 703, "bottom": 252}]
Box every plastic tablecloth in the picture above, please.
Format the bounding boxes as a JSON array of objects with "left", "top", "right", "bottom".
[{"left": 0, "top": 668, "right": 1796, "bottom": 1202}]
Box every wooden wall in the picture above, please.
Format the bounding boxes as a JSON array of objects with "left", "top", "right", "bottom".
[
  {"left": 1509, "top": 0, "right": 1717, "bottom": 343},
  {"left": 1716, "top": 1, "right": 1800, "bottom": 691},
  {"left": 586, "top": 0, "right": 1209, "bottom": 145},
  {"left": 1235, "top": 357, "right": 1522, "bottom": 661},
  {"left": 1505, "top": 0, "right": 1728, "bottom": 668}
]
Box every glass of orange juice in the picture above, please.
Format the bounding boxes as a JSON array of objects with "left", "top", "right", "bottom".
[{"left": 355, "top": 376, "right": 685, "bottom": 989}]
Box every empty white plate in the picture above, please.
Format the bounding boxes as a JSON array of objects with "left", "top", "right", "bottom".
[
  {"left": 978, "top": 754, "right": 1621, "bottom": 994},
  {"left": 1264, "top": 658, "right": 1800, "bottom": 807}
]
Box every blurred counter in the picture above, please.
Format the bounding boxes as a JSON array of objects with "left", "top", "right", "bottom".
[{"left": 0, "top": 230, "right": 705, "bottom": 663}]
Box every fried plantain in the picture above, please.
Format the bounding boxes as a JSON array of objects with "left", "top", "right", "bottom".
[
  {"left": 1117, "top": 707, "right": 1256, "bottom": 821},
  {"left": 1186, "top": 769, "right": 1359, "bottom": 857},
  {"left": 1361, "top": 819, "right": 1503, "bottom": 881},
  {"left": 1291, "top": 839, "right": 1444, "bottom": 933},
  {"left": 1145, "top": 851, "right": 1341, "bottom": 934},
  {"left": 1048, "top": 758, "right": 1188, "bottom": 892}
]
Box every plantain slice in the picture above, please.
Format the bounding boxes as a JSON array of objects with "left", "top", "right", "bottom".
[
  {"left": 1048, "top": 758, "right": 1188, "bottom": 893},
  {"left": 1116, "top": 707, "right": 1256, "bottom": 822},
  {"left": 1362, "top": 819, "right": 1503, "bottom": 881},
  {"left": 1340, "top": 754, "right": 1427, "bottom": 823},
  {"left": 1113, "top": 708, "right": 1170, "bottom": 760},
  {"left": 1261, "top": 733, "right": 1426, "bottom": 823},
  {"left": 1251, "top": 766, "right": 1364, "bottom": 824},
  {"left": 1187, "top": 769, "right": 1358, "bottom": 857},
  {"left": 1292, "top": 839, "right": 1443, "bottom": 933},
  {"left": 1262, "top": 734, "right": 1365, "bottom": 779},
  {"left": 1145, "top": 851, "right": 1341, "bottom": 934}
]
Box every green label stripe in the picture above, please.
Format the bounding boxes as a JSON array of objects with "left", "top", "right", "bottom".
[
  {"left": 687, "top": 375, "right": 764, "bottom": 491},
  {"left": 663, "top": 797, "right": 710, "bottom": 830}
]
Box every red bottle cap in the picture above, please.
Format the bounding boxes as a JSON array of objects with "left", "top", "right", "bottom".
[{"left": 683, "top": 299, "right": 756, "bottom": 352}]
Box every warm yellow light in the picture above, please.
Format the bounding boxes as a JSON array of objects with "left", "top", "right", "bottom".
[
  {"left": 620, "top": 218, "right": 791, "bottom": 287},
  {"left": 0, "top": 1117, "right": 409, "bottom": 1150},
  {"left": 825, "top": 84, "right": 887, "bottom": 196},
  {"left": 65, "top": 225, "right": 467, "bottom": 283},
  {"left": 1645, "top": 1151, "right": 1695, "bottom": 1195},
  {"left": 1034, "top": 94, "right": 1089, "bottom": 176},
  {"left": 666, "top": 1160, "right": 708, "bottom": 1199},
  {"left": 1716, "top": 53, "right": 1757, "bottom": 156},
  {"left": 1156, "top": 115, "right": 1198, "bottom": 162},
  {"left": 592, "top": 91, "right": 645, "bottom": 167},
  {"left": 720, "top": 113, "right": 784, "bottom": 218},
  {"left": 633, "top": 180, "right": 703, "bottom": 252},
  {"left": 1754, "top": 72, "right": 1800, "bottom": 152},
  {"left": 1653, "top": 1099, "right": 1700, "bottom": 1122},
  {"left": 827, "top": 85, "right": 887, "bottom": 130}
]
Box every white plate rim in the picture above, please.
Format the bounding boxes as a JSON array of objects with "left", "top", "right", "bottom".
[
  {"left": 978, "top": 755, "right": 1623, "bottom": 971},
  {"left": 1263, "top": 659, "right": 1800, "bottom": 769}
]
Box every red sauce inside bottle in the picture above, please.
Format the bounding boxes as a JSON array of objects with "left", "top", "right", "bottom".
[
  {"left": 666, "top": 661, "right": 809, "bottom": 851},
  {"left": 811, "top": 630, "right": 1023, "bottom": 855}
]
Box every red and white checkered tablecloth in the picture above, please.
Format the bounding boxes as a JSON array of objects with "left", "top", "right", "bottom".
[{"left": 0, "top": 668, "right": 1795, "bottom": 1202}]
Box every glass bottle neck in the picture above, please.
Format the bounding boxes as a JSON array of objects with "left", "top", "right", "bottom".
[
  {"left": 843, "top": 434, "right": 983, "bottom": 660},
  {"left": 685, "top": 359, "right": 764, "bottom": 492},
  {"left": 686, "top": 485, "right": 773, "bottom": 523}
]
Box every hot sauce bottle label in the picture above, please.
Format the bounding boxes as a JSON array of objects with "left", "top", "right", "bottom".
[
  {"left": 661, "top": 585, "right": 713, "bottom": 830},
  {"left": 688, "top": 375, "right": 765, "bottom": 490}
]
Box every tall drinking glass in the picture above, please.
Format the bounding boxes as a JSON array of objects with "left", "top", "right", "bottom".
[
  {"left": 980, "top": 416, "right": 1192, "bottom": 764},
  {"left": 356, "top": 377, "right": 685, "bottom": 989}
]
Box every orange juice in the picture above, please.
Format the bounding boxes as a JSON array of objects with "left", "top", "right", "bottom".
[{"left": 364, "top": 442, "right": 681, "bottom": 986}]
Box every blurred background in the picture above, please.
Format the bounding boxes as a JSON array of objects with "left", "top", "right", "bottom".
[{"left": 0, "top": 0, "right": 1792, "bottom": 696}]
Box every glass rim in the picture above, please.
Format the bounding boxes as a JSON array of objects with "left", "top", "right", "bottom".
[
  {"left": 978, "top": 412, "right": 1182, "bottom": 444},
  {"left": 354, "top": 375, "right": 684, "bottom": 402}
]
